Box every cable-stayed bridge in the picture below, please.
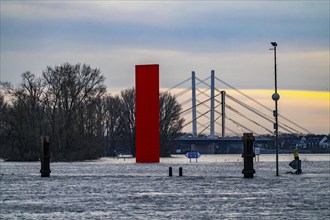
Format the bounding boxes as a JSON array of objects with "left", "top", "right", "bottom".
[{"left": 164, "top": 70, "right": 312, "bottom": 153}]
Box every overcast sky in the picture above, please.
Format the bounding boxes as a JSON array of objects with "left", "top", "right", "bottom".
[
  {"left": 1, "top": 1, "right": 329, "bottom": 135},
  {"left": 1, "top": 1, "right": 329, "bottom": 92}
]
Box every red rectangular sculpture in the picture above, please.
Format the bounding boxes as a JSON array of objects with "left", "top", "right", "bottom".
[{"left": 135, "top": 64, "right": 160, "bottom": 163}]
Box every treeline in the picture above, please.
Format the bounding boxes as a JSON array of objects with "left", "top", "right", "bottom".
[{"left": 0, "top": 63, "right": 184, "bottom": 161}]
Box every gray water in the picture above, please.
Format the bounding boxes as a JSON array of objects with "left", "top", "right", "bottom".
[{"left": 1, "top": 154, "right": 329, "bottom": 219}]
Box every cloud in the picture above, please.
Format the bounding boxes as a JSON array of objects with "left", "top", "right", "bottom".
[
  {"left": 1, "top": 1, "right": 328, "bottom": 53},
  {"left": 1, "top": 1, "right": 328, "bottom": 134},
  {"left": 279, "top": 51, "right": 329, "bottom": 91},
  {"left": 1, "top": 1, "right": 192, "bottom": 26},
  {"left": 1, "top": 46, "right": 328, "bottom": 92},
  {"left": 1, "top": 1, "right": 329, "bottom": 91}
]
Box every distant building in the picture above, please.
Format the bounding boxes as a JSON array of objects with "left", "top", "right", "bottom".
[
  {"left": 297, "top": 135, "right": 330, "bottom": 150},
  {"left": 319, "top": 136, "right": 329, "bottom": 149}
]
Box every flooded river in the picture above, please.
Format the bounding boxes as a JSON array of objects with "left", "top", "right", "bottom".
[{"left": 1, "top": 154, "right": 329, "bottom": 219}]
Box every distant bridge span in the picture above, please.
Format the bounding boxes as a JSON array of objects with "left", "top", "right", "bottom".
[{"left": 173, "top": 136, "right": 273, "bottom": 154}]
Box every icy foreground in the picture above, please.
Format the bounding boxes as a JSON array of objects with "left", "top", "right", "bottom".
[{"left": 1, "top": 154, "right": 329, "bottom": 219}]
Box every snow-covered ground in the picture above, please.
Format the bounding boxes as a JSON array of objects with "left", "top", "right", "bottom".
[{"left": 1, "top": 154, "right": 329, "bottom": 219}]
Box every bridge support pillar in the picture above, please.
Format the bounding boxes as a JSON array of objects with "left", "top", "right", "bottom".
[{"left": 242, "top": 133, "right": 255, "bottom": 178}]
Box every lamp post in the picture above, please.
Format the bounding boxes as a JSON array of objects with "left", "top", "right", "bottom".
[{"left": 270, "top": 42, "right": 280, "bottom": 176}]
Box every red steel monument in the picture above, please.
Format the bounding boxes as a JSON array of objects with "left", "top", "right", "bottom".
[{"left": 135, "top": 64, "right": 160, "bottom": 163}]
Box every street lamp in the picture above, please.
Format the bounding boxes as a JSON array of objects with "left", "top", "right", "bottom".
[{"left": 270, "top": 42, "right": 280, "bottom": 176}]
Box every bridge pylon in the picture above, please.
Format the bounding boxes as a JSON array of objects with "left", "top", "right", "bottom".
[
  {"left": 191, "top": 71, "right": 197, "bottom": 138},
  {"left": 221, "top": 91, "right": 226, "bottom": 138},
  {"left": 210, "top": 70, "right": 215, "bottom": 138},
  {"left": 190, "top": 70, "right": 218, "bottom": 138}
]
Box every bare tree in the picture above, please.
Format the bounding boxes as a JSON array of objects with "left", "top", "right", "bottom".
[
  {"left": 0, "top": 72, "right": 45, "bottom": 160},
  {"left": 120, "top": 88, "right": 136, "bottom": 156},
  {"left": 0, "top": 63, "right": 184, "bottom": 161},
  {"left": 0, "top": 91, "right": 7, "bottom": 135},
  {"left": 0, "top": 91, "right": 10, "bottom": 158},
  {"left": 42, "top": 63, "right": 106, "bottom": 161},
  {"left": 103, "top": 94, "right": 122, "bottom": 156},
  {"left": 160, "top": 92, "right": 184, "bottom": 156}
]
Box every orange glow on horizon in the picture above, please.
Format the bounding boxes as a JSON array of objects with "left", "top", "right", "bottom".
[{"left": 111, "top": 88, "right": 329, "bottom": 134}]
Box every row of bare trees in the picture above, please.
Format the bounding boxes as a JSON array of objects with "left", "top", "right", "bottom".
[{"left": 0, "top": 63, "right": 184, "bottom": 161}]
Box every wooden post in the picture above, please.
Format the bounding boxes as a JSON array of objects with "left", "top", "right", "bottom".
[
  {"left": 169, "top": 167, "right": 173, "bottom": 177},
  {"left": 242, "top": 133, "right": 255, "bottom": 178},
  {"left": 40, "top": 136, "right": 51, "bottom": 177},
  {"left": 179, "top": 167, "right": 183, "bottom": 177}
]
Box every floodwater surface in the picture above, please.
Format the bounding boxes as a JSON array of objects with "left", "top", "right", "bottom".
[{"left": 1, "top": 154, "right": 329, "bottom": 219}]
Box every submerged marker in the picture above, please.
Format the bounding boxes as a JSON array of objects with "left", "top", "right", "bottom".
[
  {"left": 289, "top": 150, "right": 302, "bottom": 174},
  {"left": 185, "top": 151, "right": 201, "bottom": 162}
]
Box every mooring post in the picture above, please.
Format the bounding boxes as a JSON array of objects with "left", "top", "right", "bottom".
[
  {"left": 169, "top": 167, "right": 173, "bottom": 177},
  {"left": 179, "top": 167, "right": 183, "bottom": 177},
  {"left": 242, "top": 133, "right": 255, "bottom": 178},
  {"left": 40, "top": 136, "right": 51, "bottom": 177}
]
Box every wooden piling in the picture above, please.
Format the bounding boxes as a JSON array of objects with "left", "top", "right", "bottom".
[
  {"left": 242, "top": 133, "right": 255, "bottom": 178},
  {"left": 40, "top": 136, "right": 51, "bottom": 177}
]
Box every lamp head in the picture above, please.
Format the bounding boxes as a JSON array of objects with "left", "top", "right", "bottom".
[{"left": 271, "top": 42, "right": 277, "bottom": 47}]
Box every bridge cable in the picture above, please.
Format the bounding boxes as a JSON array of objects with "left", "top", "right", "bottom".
[
  {"left": 225, "top": 104, "right": 273, "bottom": 134},
  {"left": 182, "top": 102, "right": 221, "bottom": 128},
  {"left": 225, "top": 115, "right": 259, "bottom": 135},
  {"left": 226, "top": 94, "right": 274, "bottom": 122},
  {"left": 196, "top": 88, "right": 211, "bottom": 98},
  {"left": 179, "top": 93, "right": 220, "bottom": 115},
  {"left": 180, "top": 98, "right": 193, "bottom": 107},
  {"left": 226, "top": 94, "right": 301, "bottom": 134},
  {"left": 196, "top": 109, "right": 210, "bottom": 119},
  {"left": 197, "top": 121, "right": 210, "bottom": 131},
  {"left": 176, "top": 86, "right": 192, "bottom": 98},
  {"left": 198, "top": 115, "right": 222, "bottom": 135},
  {"left": 196, "top": 76, "right": 211, "bottom": 85},
  {"left": 215, "top": 76, "right": 313, "bottom": 134},
  {"left": 215, "top": 121, "right": 240, "bottom": 136},
  {"left": 182, "top": 109, "right": 211, "bottom": 128},
  {"left": 164, "top": 77, "right": 191, "bottom": 93}
]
